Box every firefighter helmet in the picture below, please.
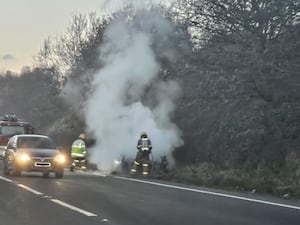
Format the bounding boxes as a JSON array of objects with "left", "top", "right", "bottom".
[
  {"left": 140, "top": 132, "right": 148, "bottom": 138},
  {"left": 79, "top": 133, "right": 86, "bottom": 140}
]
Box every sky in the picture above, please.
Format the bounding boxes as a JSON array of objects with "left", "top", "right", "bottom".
[{"left": 0, "top": 0, "right": 101, "bottom": 73}]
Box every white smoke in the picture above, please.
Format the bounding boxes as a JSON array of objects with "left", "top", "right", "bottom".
[
  {"left": 84, "top": 1, "right": 183, "bottom": 171},
  {"left": 99, "top": 0, "right": 177, "bottom": 14}
]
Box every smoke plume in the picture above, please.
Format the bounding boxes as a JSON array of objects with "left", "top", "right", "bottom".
[
  {"left": 99, "top": 0, "right": 176, "bottom": 14},
  {"left": 84, "top": 1, "right": 183, "bottom": 171}
]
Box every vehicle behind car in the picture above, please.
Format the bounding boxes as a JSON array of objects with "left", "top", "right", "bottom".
[
  {"left": 3, "top": 134, "right": 66, "bottom": 178},
  {"left": 0, "top": 115, "right": 34, "bottom": 159}
]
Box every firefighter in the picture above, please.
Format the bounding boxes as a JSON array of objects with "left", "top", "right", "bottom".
[
  {"left": 70, "top": 133, "right": 87, "bottom": 171},
  {"left": 131, "top": 132, "right": 152, "bottom": 177}
]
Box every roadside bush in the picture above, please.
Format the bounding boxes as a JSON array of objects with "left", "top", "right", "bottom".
[{"left": 164, "top": 163, "right": 300, "bottom": 198}]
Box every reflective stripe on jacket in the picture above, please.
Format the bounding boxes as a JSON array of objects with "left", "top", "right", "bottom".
[
  {"left": 71, "top": 139, "right": 86, "bottom": 157},
  {"left": 137, "top": 138, "right": 152, "bottom": 151}
]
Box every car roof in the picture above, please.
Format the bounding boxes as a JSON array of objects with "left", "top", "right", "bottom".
[{"left": 14, "top": 134, "right": 50, "bottom": 139}]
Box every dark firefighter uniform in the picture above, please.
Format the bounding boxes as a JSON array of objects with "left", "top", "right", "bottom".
[{"left": 131, "top": 132, "right": 152, "bottom": 176}]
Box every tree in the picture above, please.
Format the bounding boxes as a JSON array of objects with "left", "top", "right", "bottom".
[
  {"left": 178, "top": 0, "right": 299, "bottom": 48},
  {"left": 35, "top": 12, "right": 108, "bottom": 84},
  {"left": 171, "top": 0, "right": 300, "bottom": 171}
]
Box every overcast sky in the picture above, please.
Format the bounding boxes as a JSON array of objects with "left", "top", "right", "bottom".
[{"left": 0, "top": 0, "right": 101, "bottom": 73}]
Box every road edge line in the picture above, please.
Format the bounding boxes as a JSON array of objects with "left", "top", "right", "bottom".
[{"left": 115, "top": 176, "right": 300, "bottom": 211}]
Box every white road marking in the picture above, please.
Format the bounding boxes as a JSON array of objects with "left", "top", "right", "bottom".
[
  {"left": 74, "top": 170, "right": 107, "bottom": 177},
  {"left": 92, "top": 172, "right": 107, "bottom": 177},
  {"left": 115, "top": 176, "right": 300, "bottom": 211},
  {"left": 0, "top": 175, "right": 98, "bottom": 217},
  {"left": 43, "top": 195, "right": 52, "bottom": 199},
  {"left": 0, "top": 175, "right": 14, "bottom": 183},
  {"left": 51, "top": 199, "right": 97, "bottom": 217},
  {"left": 17, "top": 184, "right": 44, "bottom": 195}
]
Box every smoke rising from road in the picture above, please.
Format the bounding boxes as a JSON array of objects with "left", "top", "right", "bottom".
[{"left": 84, "top": 2, "right": 183, "bottom": 171}]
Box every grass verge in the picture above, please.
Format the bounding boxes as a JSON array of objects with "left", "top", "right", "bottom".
[{"left": 161, "top": 163, "right": 300, "bottom": 198}]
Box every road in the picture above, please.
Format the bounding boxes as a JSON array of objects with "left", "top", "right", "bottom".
[{"left": 0, "top": 164, "right": 299, "bottom": 225}]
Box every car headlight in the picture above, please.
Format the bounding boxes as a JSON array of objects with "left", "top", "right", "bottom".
[
  {"left": 18, "top": 153, "right": 31, "bottom": 161},
  {"left": 54, "top": 154, "right": 66, "bottom": 164}
]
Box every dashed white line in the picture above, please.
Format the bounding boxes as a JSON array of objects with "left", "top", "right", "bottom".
[
  {"left": 17, "top": 184, "right": 44, "bottom": 195},
  {"left": 0, "top": 175, "right": 98, "bottom": 217},
  {"left": 115, "top": 176, "right": 300, "bottom": 211},
  {"left": 0, "top": 175, "right": 14, "bottom": 183},
  {"left": 51, "top": 199, "right": 97, "bottom": 217}
]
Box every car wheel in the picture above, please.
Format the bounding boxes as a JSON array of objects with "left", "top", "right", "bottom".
[
  {"left": 70, "top": 165, "right": 74, "bottom": 172},
  {"left": 42, "top": 171, "right": 50, "bottom": 178},
  {"left": 55, "top": 169, "right": 64, "bottom": 179}
]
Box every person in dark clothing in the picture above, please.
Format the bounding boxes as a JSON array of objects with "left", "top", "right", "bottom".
[{"left": 131, "top": 132, "right": 152, "bottom": 176}]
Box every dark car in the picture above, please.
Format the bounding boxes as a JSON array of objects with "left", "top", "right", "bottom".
[{"left": 3, "top": 134, "right": 66, "bottom": 178}]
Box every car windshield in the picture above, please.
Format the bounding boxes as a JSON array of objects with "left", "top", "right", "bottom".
[
  {"left": 0, "top": 125, "right": 25, "bottom": 136},
  {"left": 17, "top": 136, "right": 55, "bottom": 149}
]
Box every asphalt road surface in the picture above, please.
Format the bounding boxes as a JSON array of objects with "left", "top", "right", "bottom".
[{"left": 0, "top": 162, "right": 300, "bottom": 225}]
